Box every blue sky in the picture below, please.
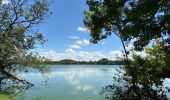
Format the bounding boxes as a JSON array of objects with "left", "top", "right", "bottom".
[{"left": 35, "top": 0, "right": 125, "bottom": 61}]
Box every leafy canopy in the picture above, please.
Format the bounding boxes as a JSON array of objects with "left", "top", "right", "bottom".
[
  {"left": 102, "top": 42, "right": 170, "bottom": 100},
  {"left": 84, "top": 0, "right": 170, "bottom": 51},
  {"left": 0, "top": 0, "right": 51, "bottom": 71}
]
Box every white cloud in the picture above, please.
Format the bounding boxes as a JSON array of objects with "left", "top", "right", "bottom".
[
  {"left": 40, "top": 49, "right": 147, "bottom": 61},
  {"left": 40, "top": 49, "right": 105, "bottom": 61},
  {"left": 68, "top": 39, "right": 90, "bottom": 50},
  {"left": 108, "top": 49, "right": 147, "bottom": 60},
  {"left": 75, "top": 39, "right": 90, "bottom": 46},
  {"left": 69, "top": 45, "right": 81, "bottom": 49},
  {"left": 109, "top": 50, "right": 124, "bottom": 60},
  {"left": 119, "top": 44, "right": 134, "bottom": 51},
  {"left": 125, "top": 44, "right": 134, "bottom": 51},
  {"left": 69, "top": 36, "right": 79, "bottom": 40},
  {"left": 77, "top": 51, "right": 105, "bottom": 61},
  {"left": 77, "top": 27, "right": 90, "bottom": 33},
  {"left": 40, "top": 41, "right": 147, "bottom": 61},
  {"left": 40, "top": 50, "right": 63, "bottom": 61},
  {"left": 2, "top": 0, "right": 10, "bottom": 4},
  {"left": 101, "top": 42, "right": 105, "bottom": 45}
]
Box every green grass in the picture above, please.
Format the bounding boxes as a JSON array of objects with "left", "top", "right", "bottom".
[{"left": 0, "top": 94, "right": 13, "bottom": 100}]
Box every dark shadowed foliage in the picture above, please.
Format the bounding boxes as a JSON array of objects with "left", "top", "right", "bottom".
[
  {"left": 84, "top": 0, "right": 170, "bottom": 51},
  {"left": 101, "top": 57, "right": 169, "bottom": 100},
  {"left": 101, "top": 43, "right": 170, "bottom": 100},
  {"left": 84, "top": 1, "right": 170, "bottom": 99}
]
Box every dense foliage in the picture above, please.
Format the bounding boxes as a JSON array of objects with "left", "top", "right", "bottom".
[
  {"left": 0, "top": 0, "right": 51, "bottom": 71},
  {"left": 84, "top": 0, "right": 170, "bottom": 99},
  {"left": 102, "top": 43, "right": 169, "bottom": 100},
  {"left": 84, "top": 0, "right": 170, "bottom": 51}
]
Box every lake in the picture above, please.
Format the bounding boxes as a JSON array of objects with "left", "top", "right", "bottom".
[{"left": 13, "top": 65, "right": 121, "bottom": 100}]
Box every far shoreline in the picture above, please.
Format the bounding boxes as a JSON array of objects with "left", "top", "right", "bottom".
[{"left": 44, "top": 58, "right": 124, "bottom": 65}]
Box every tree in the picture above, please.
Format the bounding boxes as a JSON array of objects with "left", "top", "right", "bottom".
[
  {"left": 0, "top": 0, "right": 51, "bottom": 89},
  {"left": 84, "top": 0, "right": 170, "bottom": 51},
  {"left": 145, "top": 40, "right": 170, "bottom": 68},
  {"left": 84, "top": 1, "right": 170, "bottom": 99},
  {"left": 101, "top": 45, "right": 169, "bottom": 100}
]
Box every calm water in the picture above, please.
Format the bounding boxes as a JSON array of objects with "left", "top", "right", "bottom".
[{"left": 14, "top": 65, "right": 121, "bottom": 100}]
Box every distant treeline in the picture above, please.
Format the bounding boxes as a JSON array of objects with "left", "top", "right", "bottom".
[{"left": 44, "top": 58, "right": 124, "bottom": 65}]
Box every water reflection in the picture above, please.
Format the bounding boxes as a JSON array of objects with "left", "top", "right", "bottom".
[
  {"left": 42, "top": 68, "right": 97, "bottom": 92},
  {"left": 36, "top": 66, "right": 116, "bottom": 92},
  {"left": 1, "top": 65, "right": 170, "bottom": 100},
  {"left": 0, "top": 71, "right": 33, "bottom": 96},
  {"left": 15, "top": 65, "right": 118, "bottom": 100}
]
